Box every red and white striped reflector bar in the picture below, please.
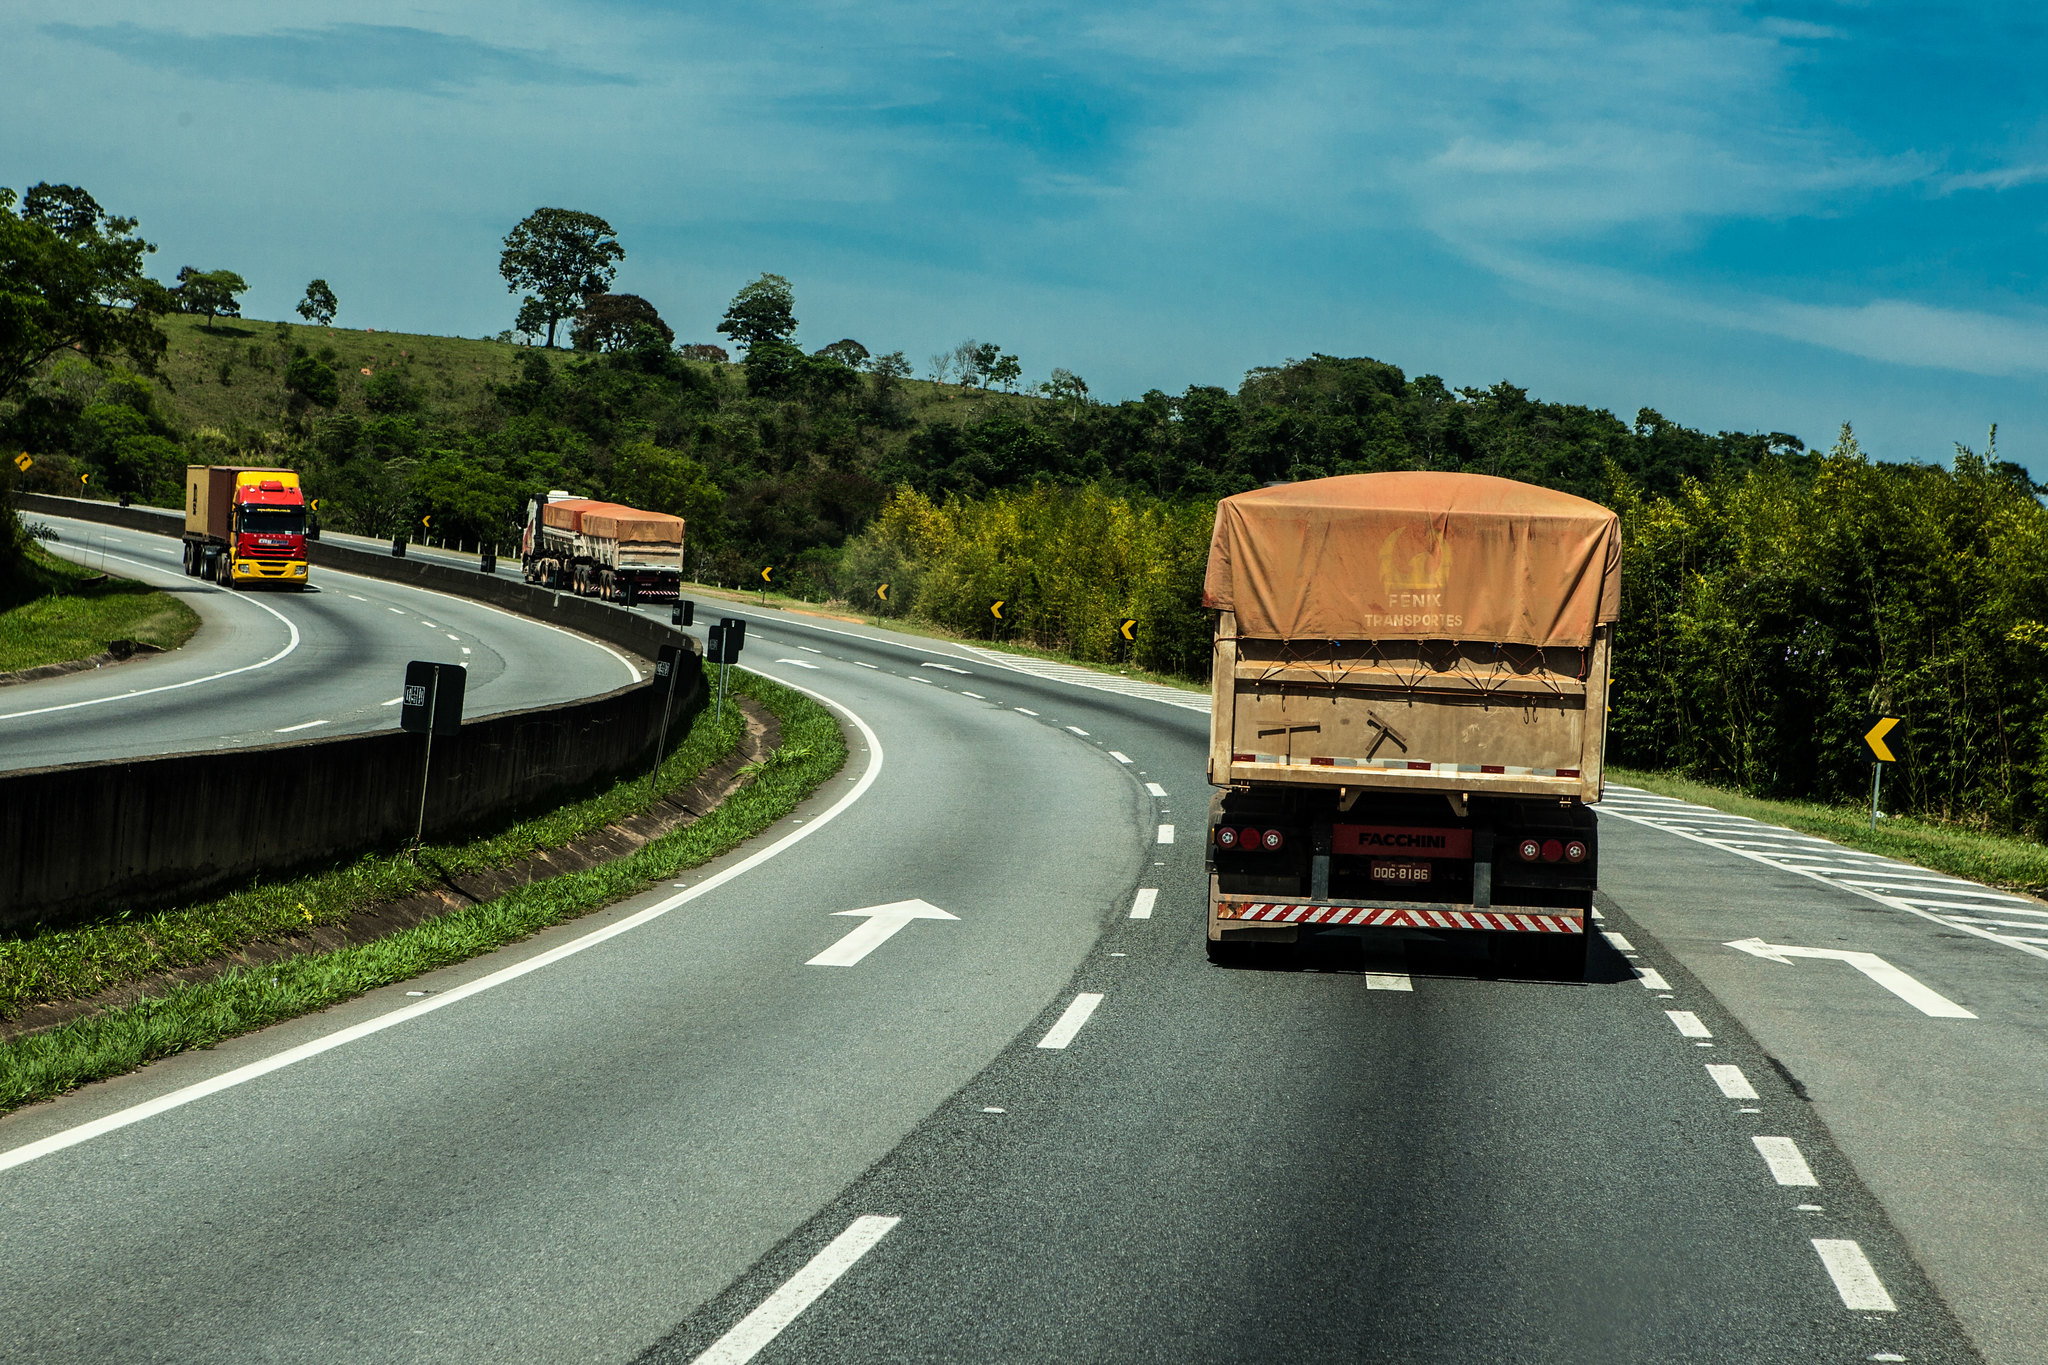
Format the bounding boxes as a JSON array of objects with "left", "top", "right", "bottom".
[{"left": 1216, "top": 903, "right": 1584, "bottom": 933}]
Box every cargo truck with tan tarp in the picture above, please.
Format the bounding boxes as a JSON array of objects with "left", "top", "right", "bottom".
[
  {"left": 1201, "top": 471, "right": 1620, "bottom": 971},
  {"left": 521, "top": 491, "right": 685, "bottom": 603}
]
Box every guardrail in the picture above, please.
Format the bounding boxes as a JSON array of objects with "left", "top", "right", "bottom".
[{"left": 3, "top": 495, "right": 705, "bottom": 931}]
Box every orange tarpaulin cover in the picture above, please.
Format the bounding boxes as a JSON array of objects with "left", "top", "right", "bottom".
[
  {"left": 539, "top": 498, "right": 620, "bottom": 533},
  {"left": 580, "top": 508, "right": 685, "bottom": 543},
  {"left": 1202, "top": 472, "right": 1620, "bottom": 647}
]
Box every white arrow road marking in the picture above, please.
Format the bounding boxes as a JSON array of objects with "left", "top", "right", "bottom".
[
  {"left": 690, "top": 1216, "right": 902, "bottom": 1365},
  {"left": 1724, "top": 938, "right": 1976, "bottom": 1018},
  {"left": 806, "top": 899, "right": 960, "bottom": 967},
  {"left": 1813, "top": 1239, "right": 1895, "bottom": 1312}
]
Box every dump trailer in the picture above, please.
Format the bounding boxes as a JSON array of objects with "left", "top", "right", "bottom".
[
  {"left": 181, "top": 465, "right": 310, "bottom": 590},
  {"left": 1202, "top": 472, "right": 1619, "bottom": 971},
  {"left": 521, "top": 491, "right": 686, "bottom": 601}
]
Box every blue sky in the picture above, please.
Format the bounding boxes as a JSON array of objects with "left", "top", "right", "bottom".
[{"left": 8, "top": 2, "right": 2048, "bottom": 470}]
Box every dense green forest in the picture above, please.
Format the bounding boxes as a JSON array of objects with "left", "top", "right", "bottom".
[{"left": 7, "top": 182, "right": 2048, "bottom": 836}]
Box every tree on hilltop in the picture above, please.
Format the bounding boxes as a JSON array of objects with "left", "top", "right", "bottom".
[
  {"left": 717, "top": 274, "right": 797, "bottom": 355},
  {"left": 815, "top": 338, "right": 868, "bottom": 367},
  {"left": 498, "top": 208, "right": 623, "bottom": 348},
  {"left": 571, "top": 293, "right": 672, "bottom": 352},
  {"left": 174, "top": 266, "right": 248, "bottom": 329},
  {"left": 297, "top": 278, "right": 338, "bottom": 326},
  {"left": 0, "top": 181, "right": 170, "bottom": 408}
]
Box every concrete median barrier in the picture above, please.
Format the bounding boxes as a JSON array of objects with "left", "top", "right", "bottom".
[{"left": 4, "top": 494, "right": 706, "bottom": 930}]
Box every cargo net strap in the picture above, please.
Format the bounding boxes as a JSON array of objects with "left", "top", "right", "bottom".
[{"left": 1237, "top": 639, "right": 1586, "bottom": 699}]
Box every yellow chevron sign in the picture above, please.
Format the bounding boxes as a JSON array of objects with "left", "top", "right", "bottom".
[
  {"left": 1118, "top": 617, "right": 1136, "bottom": 641},
  {"left": 991, "top": 600, "right": 1005, "bottom": 620},
  {"left": 876, "top": 583, "right": 889, "bottom": 601},
  {"left": 1863, "top": 715, "right": 1901, "bottom": 763},
  {"left": 761, "top": 566, "right": 775, "bottom": 584}
]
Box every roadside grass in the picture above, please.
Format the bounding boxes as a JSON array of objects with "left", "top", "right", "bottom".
[
  {"left": 0, "top": 541, "right": 200, "bottom": 672},
  {"left": 676, "top": 578, "right": 1207, "bottom": 694},
  {"left": 1608, "top": 766, "right": 2048, "bottom": 898},
  {"left": 0, "top": 668, "right": 843, "bottom": 1115}
]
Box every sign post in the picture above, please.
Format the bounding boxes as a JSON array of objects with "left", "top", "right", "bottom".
[
  {"left": 401, "top": 660, "right": 466, "bottom": 848},
  {"left": 1861, "top": 714, "right": 1901, "bottom": 830},
  {"left": 651, "top": 642, "right": 690, "bottom": 783},
  {"left": 704, "top": 617, "right": 746, "bottom": 723}
]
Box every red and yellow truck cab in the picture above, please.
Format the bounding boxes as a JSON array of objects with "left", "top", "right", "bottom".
[{"left": 182, "top": 465, "right": 311, "bottom": 589}]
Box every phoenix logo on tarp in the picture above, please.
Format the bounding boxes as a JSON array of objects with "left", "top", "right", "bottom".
[{"left": 1379, "top": 525, "right": 1452, "bottom": 599}]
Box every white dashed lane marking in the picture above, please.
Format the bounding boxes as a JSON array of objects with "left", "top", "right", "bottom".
[
  {"left": 1707, "top": 1064, "right": 1759, "bottom": 1099},
  {"left": 1129, "top": 889, "right": 1158, "bottom": 920},
  {"left": 1812, "top": 1239, "right": 1895, "bottom": 1312},
  {"left": 1145, "top": 782, "right": 1168, "bottom": 798},
  {"left": 1754, "top": 1135, "right": 1820, "bottom": 1186},
  {"left": 1037, "top": 993, "right": 1103, "bottom": 1049}
]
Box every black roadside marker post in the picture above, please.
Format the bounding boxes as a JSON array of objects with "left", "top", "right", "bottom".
[
  {"left": 651, "top": 642, "right": 689, "bottom": 782},
  {"left": 401, "top": 660, "right": 466, "bottom": 850},
  {"left": 705, "top": 616, "right": 746, "bottom": 723},
  {"left": 1862, "top": 714, "right": 1901, "bottom": 830}
]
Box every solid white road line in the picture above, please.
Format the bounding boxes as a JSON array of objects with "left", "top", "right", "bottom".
[
  {"left": 1666, "top": 1010, "right": 1712, "bottom": 1038},
  {"left": 690, "top": 1216, "right": 902, "bottom": 1365},
  {"left": 1037, "top": 993, "right": 1104, "bottom": 1049},
  {"left": 274, "top": 719, "right": 329, "bottom": 733},
  {"left": 1365, "top": 973, "right": 1414, "bottom": 992},
  {"left": 1754, "top": 1135, "right": 1820, "bottom": 1186},
  {"left": 1129, "top": 888, "right": 1158, "bottom": 919},
  {"left": 1145, "top": 782, "right": 1168, "bottom": 798},
  {"left": 0, "top": 670, "right": 885, "bottom": 1175},
  {"left": 1110, "top": 751, "right": 1132, "bottom": 764},
  {"left": 1707, "top": 1064, "right": 1760, "bottom": 1100},
  {"left": 0, "top": 549, "right": 303, "bottom": 724},
  {"left": 1635, "top": 966, "right": 1671, "bottom": 990},
  {"left": 1157, "top": 824, "right": 1175, "bottom": 844},
  {"left": 1812, "top": 1239, "right": 1895, "bottom": 1311}
]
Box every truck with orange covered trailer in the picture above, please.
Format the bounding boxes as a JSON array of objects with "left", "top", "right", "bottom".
[
  {"left": 1201, "top": 472, "right": 1619, "bottom": 972},
  {"left": 521, "top": 491, "right": 685, "bottom": 603},
  {"left": 181, "top": 465, "right": 311, "bottom": 589}
]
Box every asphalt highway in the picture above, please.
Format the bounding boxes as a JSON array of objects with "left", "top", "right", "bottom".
[
  {"left": 1, "top": 513, "right": 638, "bottom": 771},
  {"left": 0, "top": 595, "right": 2033, "bottom": 1362}
]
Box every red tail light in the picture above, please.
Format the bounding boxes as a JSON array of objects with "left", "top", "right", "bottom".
[
  {"left": 1541, "top": 839, "right": 1564, "bottom": 863},
  {"left": 1565, "top": 840, "right": 1588, "bottom": 863},
  {"left": 1216, "top": 827, "right": 1239, "bottom": 849},
  {"left": 1261, "top": 828, "right": 1284, "bottom": 851},
  {"left": 1519, "top": 838, "right": 1541, "bottom": 861},
  {"left": 1239, "top": 828, "right": 1262, "bottom": 851}
]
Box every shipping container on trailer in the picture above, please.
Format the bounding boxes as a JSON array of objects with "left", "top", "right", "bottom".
[{"left": 1201, "top": 471, "right": 1619, "bottom": 973}]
